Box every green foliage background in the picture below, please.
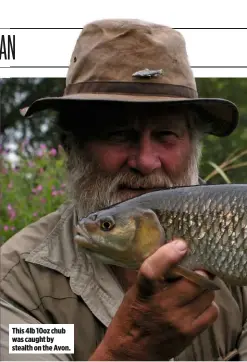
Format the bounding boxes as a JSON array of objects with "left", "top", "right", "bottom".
[
  {"left": 196, "top": 79, "right": 247, "bottom": 183},
  {"left": 0, "top": 145, "right": 67, "bottom": 244},
  {"left": 1, "top": 78, "right": 247, "bottom": 243}
]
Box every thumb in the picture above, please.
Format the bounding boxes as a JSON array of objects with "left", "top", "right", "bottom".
[{"left": 137, "top": 239, "right": 188, "bottom": 299}]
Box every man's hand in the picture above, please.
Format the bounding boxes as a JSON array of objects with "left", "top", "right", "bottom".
[{"left": 90, "top": 239, "right": 219, "bottom": 361}]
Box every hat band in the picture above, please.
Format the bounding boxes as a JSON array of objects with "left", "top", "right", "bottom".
[{"left": 64, "top": 81, "right": 198, "bottom": 98}]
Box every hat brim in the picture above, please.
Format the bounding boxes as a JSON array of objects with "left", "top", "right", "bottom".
[{"left": 20, "top": 93, "right": 239, "bottom": 137}]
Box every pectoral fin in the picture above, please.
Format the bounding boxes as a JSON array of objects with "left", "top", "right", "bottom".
[{"left": 170, "top": 265, "right": 220, "bottom": 291}]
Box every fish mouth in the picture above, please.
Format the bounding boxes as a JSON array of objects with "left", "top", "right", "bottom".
[{"left": 74, "top": 224, "right": 96, "bottom": 251}]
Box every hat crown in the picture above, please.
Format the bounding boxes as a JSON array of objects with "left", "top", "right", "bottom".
[
  {"left": 66, "top": 19, "right": 197, "bottom": 93},
  {"left": 20, "top": 18, "right": 238, "bottom": 138}
]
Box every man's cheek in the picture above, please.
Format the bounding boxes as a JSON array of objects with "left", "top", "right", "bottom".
[
  {"left": 94, "top": 148, "right": 128, "bottom": 172},
  {"left": 173, "top": 142, "right": 194, "bottom": 170},
  {"left": 161, "top": 150, "right": 188, "bottom": 173}
]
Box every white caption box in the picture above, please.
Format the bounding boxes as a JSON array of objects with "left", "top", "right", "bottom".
[{"left": 9, "top": 324, "right": 74, "bottom": 354}]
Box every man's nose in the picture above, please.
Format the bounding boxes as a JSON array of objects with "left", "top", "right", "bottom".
[{"left": 127, "top": 131, "right": 161, "bottom": 175}]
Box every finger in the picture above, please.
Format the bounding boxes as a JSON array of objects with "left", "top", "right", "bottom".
[
  {"left": 167, "top": 271, "right": 214, "bottom": 307},
  {"left": 172, "top": 301, "right": 219, "bottom": 339},
  {"left": 191, "top": 301, "right": 219, "bottom": 335},
  {"left": 139, "top": 239, "right": 188, "bottom": 280},
  {"left": 167, "top": 266, "right": 219, "bottom": 291},
  {"left": 137, "top": 239, "right": 187, "bottom": 299},
  {"left": 182, "top": 289, "right": 216, "bottom": 319},
  {"left": 196, "top": 270, "right": 216, "bottom": 280}
]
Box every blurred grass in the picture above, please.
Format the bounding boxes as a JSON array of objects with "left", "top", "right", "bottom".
[{"left": 0, "top": 143, "right": 67, "bottom": 243}]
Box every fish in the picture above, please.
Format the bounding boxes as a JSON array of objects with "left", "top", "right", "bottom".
[{"left": 74, "top": 184, "right": 247, "bottom": 291}]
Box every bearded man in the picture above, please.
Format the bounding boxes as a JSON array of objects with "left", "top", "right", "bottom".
[{"left": 1, "top": 19, "right": 245, "bottom": 361}]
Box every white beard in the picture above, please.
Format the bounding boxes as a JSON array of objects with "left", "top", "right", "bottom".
[{"left": 65, "top": 144, "right": 200, "bottom": 218}]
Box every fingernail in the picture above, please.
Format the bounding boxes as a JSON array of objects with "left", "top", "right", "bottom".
[{"left": 173, "top": 239, "right": 187, "bottom": 251}]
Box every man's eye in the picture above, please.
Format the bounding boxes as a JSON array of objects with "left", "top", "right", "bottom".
[
  {"left": 157, "top": 131, "right": 178, "bottom": 141},
  {"left": 107, "top": 131, "right": 133, "bottom": 141}
]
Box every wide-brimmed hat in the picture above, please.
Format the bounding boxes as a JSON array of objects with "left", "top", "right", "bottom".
[{"left": 21, "top": 19, "right": 238, "bottom": 137}]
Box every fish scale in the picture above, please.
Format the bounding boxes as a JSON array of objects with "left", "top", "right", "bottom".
[
  {"left": 165, "top": 194, "right": 246, "bottom": 274},
  {"left": 76, "top": 184, "right": 247, "bottom": 286},
  {"left": 128, "top": 185, "right": 247, "bottom": 283},
  {"left": 153, "top": 187, "right": 247, "bottom": 283}
]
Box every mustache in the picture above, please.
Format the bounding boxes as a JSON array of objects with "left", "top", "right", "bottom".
[
  {"left": 114, "top": 171, "right": 173, "bottom": 190},
  {"left": 66, "top": 147, "right": 199, "bottom": 218}
]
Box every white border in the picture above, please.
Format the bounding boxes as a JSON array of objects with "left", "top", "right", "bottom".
[
  {"left": 1, "top": 0, "right": 247, "bottom": 28},
  {"left": 1, "top": 0, "right": 247, "bottom": 77}
]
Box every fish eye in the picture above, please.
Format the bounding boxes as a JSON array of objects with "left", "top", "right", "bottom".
[{"left": 100, "top": 217, "right": 115, "bottom": 231}]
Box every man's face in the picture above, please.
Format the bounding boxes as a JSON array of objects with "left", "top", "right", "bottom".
[{"left": 65, "top": 103, "right": 201, "bottom": 216}]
